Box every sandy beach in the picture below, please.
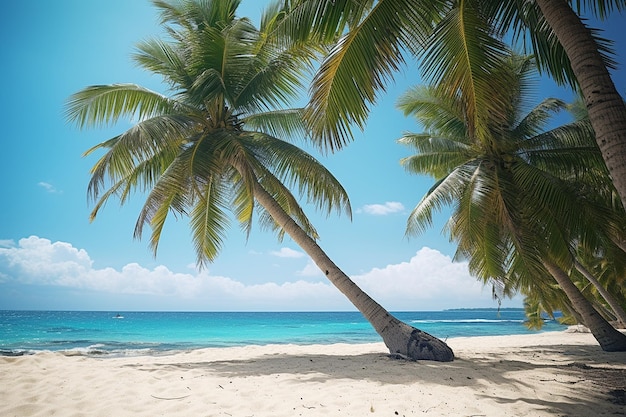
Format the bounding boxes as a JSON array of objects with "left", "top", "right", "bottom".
[{"left": 1, "top": 330, "right": 625, "bottom": 417}]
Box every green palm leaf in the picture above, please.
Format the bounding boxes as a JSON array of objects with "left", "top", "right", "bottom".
[
  {"left": 419, "top": 3, "right": 510, "bottom": 132},
  {"left": 304, "top": 0, "right": 439, "bottom": 150},
  {"left": 189, "top": 177, "right": 231, "bottom": 267},
  {"left": 65, "top": 84, "right": 180, "bottom": 128},
  {"left": 133, "top": 39, "right": 190, "bottom": 89}
]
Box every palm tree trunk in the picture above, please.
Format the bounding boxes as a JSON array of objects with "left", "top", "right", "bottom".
[
  {"left": 574, "top": 260, "right": 626, "bottom": 327},
  {"left": 535, "top": 0, "right": 626, "bottom": 209},
  {"left": 544, "top": 260, "right": 626, "bottom": 351},
  {"left": 252, "top": 181, "right": 454, "bottom": 361}
]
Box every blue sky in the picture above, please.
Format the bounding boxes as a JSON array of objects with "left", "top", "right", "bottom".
[{"left": 1, "top": 1, "right": 624, "bottom": 311}]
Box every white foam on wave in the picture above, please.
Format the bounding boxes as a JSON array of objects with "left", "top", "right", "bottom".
[{"left": 410, "top": 319, "right": 525, "bottom": 324}]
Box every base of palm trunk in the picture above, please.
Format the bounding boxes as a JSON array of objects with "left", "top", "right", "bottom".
[
  {"left": 382, "top": 320, "right": 454, "bottom": 362},
  {"left": 592, "top": 327, "right": 626, "bottom": 352}
]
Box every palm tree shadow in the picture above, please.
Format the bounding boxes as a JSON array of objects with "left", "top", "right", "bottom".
[
  {"left": 126, "top": 343, "right": 626, "bottom": 415},
  {"left": 455, "top": 343, "right": 626, "bottom": 412}
]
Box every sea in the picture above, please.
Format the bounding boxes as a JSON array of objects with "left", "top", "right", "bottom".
[{"left": 0, "top": 309, "right": 565, "bottom": 357}]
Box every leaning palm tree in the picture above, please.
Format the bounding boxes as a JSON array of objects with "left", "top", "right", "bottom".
[
  {"left": 398, "top": 53, "right": 626, "bottom": 351},
  {"left": 66, "top": 0, "right": 453, "bottom": 361}
]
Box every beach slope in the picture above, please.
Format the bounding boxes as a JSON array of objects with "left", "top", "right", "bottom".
[{"left": 1, "top": 330, "right": 625, "bottom": 416}]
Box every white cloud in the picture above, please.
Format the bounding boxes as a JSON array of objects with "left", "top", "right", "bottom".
[
  {"left": 0, "top": 236, "right": 515, "bottom": 311},
  {"left": 0, "top": 236, "right": 93, "bottom": 285},
  {"left": 38, "top": 182, "right": 60, "bottom": 193},
  {"left": 0, "top": 239, "right": 15, "bottom": 248},
  {"left": 351, "top": 247, "right": 499, "bottom": 310},
  {"left": 270, "top": 247, "right": 304, "bottom": 258},
  {"left": 359, "top": 201, "right": 405, "bottom": 215},
  {"left": 0, "top": 236, "right": 346, "bottom": 310}
]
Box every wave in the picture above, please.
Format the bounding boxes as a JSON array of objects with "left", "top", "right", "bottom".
[
  {"left": 62, "top": 344, "right": 111, "bottom": 356},
  {"left": 410, "top": 319, "right": 526, "bottom": 324},
  {"left": 59, "top": 341, "right": 195, "bottom": 358},
  {"left": 0, "top": 349, "right": 33, "bottom": 357}
]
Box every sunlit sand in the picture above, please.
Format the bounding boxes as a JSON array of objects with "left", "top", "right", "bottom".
[{"left": 2, "top": 330, "right": 625, "bottom": 416}]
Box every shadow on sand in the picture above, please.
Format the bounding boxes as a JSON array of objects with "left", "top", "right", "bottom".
[{"left": 126, "top": 343, "right": 626, "bottom": 416}]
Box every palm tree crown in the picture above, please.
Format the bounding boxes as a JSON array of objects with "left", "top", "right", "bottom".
[
  {"left": 66, "top": 0, "right": 351, "bottom": 268},
  {"left": 400, "top": 54, "right": 617, "bottom": 285}
]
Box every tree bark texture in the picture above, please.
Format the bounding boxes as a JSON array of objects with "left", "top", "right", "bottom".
[
  {"left": 545, "top": 260, "right": 626, "bottom": 351},
  {"left": 252, "top": 182, "right": 454, "bottom": 361},
  {"left": 536, "top": 0, "right": 626, "bottom": 210}
]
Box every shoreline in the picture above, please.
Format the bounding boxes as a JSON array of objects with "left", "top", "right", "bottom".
[
  {"left": 1, "top": 327, "right": 570, "bottom": 358},
  {"left": 2, "top": 330, "right": 625, "bottom": 416}
]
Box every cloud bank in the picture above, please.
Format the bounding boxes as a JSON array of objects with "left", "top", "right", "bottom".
[{"left": 0, "top": 236, "right": 515, "bottom": 311}]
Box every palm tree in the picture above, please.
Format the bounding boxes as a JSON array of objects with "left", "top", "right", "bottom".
[
  {"left": 397, "top": 53, "right": 626, "bottom": 351},
  {"left": 287, "top": 0, "right": 626, "bottom": 207},
  {"left": 65, "top": 0, "right": 454, "bottom": 361}
]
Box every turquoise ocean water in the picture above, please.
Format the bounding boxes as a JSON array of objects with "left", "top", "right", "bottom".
[{"left": 0, "top": 310, "right": 564, "bottom": 356}]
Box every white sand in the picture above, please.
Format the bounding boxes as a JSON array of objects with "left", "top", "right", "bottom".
[{"left": 1, "top": 330, "right": 625, "bottom": 416}]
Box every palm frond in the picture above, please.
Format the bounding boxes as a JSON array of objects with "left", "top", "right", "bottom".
[
  {"left": 153, "top": 0, "right": 240, "bottom": 30},
  {"left": 87, "top": 138, "right": 181, "bottom": 224},
  {"left": 133, "top": 38, "right": 190, "bottom": 90},
  {"left": 396, "top": 85, "right": 468, "bottom": 139},
  {"left": 234, "top": 43, "right": 316, "bottom": 112},
  {"left": 571, "top": 0, "right": 626, "bottom": 18},
  {"left": 522, "top": 121, "right": 602, "bottom": 178},
  {"left": 419, "top": 2, "right": 512, "bottom": 139},
  {"left": 132, "top": 154, "right": 191, "bottom": 243},
  {"left": 83, "top": 115, "right": 195, "bottom": 199},
  {"left": 66, "top": 84, "right": 180, "bottom": 128},
  {"left": 275, "top": 0, "right": 374, "bottom": 45},
  {"left": 228, "top": 168, "right": 256, "bottom": 238},
  {"left": 305, "top": 0, "right": 439, "bottom": 151},
  {"left": 405, "top": 164, "right": 476, "bottom": 237},
  {"left": 399, "top": 133, "right": 473, "bottom": 179},
  {"left": 513, "top": 97, "right": 567, "bottom": 139},
  {"left": 242, "top": 109, "right": 308, "bottom": 141},
  {"left": 189, "top": 177, "right": 231, "bottom": 268}
]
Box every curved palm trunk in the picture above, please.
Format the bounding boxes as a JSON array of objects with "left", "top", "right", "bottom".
[
  {"left": 544, "top": 260, "right": 626, "bottom": 351},
  {"left": 536, "top": 0, "right": 626, "bottom": 209},
  {"left": 253, "top": 182, "right": 454, "bottom": 361},
  {"left": 574, "top": 260, "right": 626, "bottom": 327}
]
